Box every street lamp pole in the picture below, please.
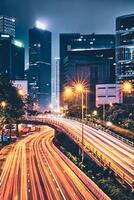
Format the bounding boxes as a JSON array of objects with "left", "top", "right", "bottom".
[
  {"left": 85, "top": 88, "right": 88, "bottom": 122},
  {"left": 65, "top": 83, "right": 86, "bottom": 162},
  {"left": 74, "top": 83, "right": 85, "bottom": 162},
  {"left": 81, "top": 91, "right": 84, "bottom": 147},
  {"left": 80, "top": 90, "right": 85, "bottom": 163},
  {"left": 103, "top": 103, "right": 105, "bottom": 123}
]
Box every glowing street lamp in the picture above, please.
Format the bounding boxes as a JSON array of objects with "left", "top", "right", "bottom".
[
  {"left": 92, "top": 110, "right": 97, "bottom": 116},
  {"left": 1, "top": 101, "right": 7, "bottom": 108},
  {"left": 74, "top": 83, "right": 85, "bottom": 161},
  {"left": 18, "top": 89, "right": 25, "bottom": 97},
  {"left": 64, "top": 86, "right": 73, "bottom": 98},
  {"left": 122, "top": 81, "right": 133, "bottom": 94},
  {"left": 64, "top": 82, "right": 88, "bottom": 162},
  {"left": 75, "top": 83, "right": 84, "bottom": 93},
  {"left": 109, "top": 102, "right": 113, "bottom": 107}
]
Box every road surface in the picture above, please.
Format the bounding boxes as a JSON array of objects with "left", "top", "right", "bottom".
[
  {"left": 38, "top": 116, "right": 134, "bottom": 189},
  {"left": 0, "top": 127, "right": 109, "bottom": 200}
]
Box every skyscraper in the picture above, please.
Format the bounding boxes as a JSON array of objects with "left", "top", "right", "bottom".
[
  {"left": 52, "top": 57, "right": 60, "bottom": 112},
  {"left": 28, "top": 25, "right": 51, "bottom": 110},
  {"left": 0, "top": 34, "right": 25, "bottom": 80},
  {"left": 116, "top": 14, "right": 134, "bottom": 84},
  {"left": 63, "top": 48, "right": 115, "bottom": 109},
  {"left": 60, "top": 33, "right": 115, "bottom": 108},
  {"left": 11, "top": 40, "right": 25, "bottom": 80},
  {"left": 0, "top": 15, "right": 15, "bottom": 38}
]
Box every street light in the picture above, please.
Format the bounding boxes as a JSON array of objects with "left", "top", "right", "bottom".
[
  {"left": 121, "top": 81, "right": 133, "bottom": 104},
  {"left": 74, "top": 83, "right": 85, "bottom": 161},
  {"left": 85, "top": 88, "right": 88, "bottom": 122},
  {"left": 64, "top": 83, "right": 88, "bottom": 161},
  {"left": 75, "top": 83, "right": 84, "bottom": 93},
  {"left": 92, "top": 110, "right": 97, "bottom": 116},
  {"left": 1, "top": 101, "right": 7, "bottom": 108},
  {"left": 122, "top": 81, "right": 133, "bottom": 94},
  {"left": 18, "top": 89, "right": 25, "bottom": 97},
  {"left": 109, "top": 101, "right": 113, "bottom": 107},
  {"left": 64, "top": 86, "right": 73, "bottom": 98}
]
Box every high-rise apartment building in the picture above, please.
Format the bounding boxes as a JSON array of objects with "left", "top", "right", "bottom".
[
  {"left": 0, "top": 34, "right": 25, "bottom": 80},
  {"left": 116, "top": 14, "right": 134, "bottom": 83},
  {"left": 0, "top": 15, "right": 15, "bottom": 38},
  {"left": 28, "top": 26, "right": 51, "bottom": 110},
  {"left": 51, "top": 57, "right": 60, "bottom": 112},
  {"left": 116, "top": 14, "right": 134, "bottom": 103}
]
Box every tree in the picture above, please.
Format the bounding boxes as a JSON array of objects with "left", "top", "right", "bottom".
[
  {"left": 25, "top": 95, "right": 38, "bottom": 116},
  {"left": 97, "top": 103, "right": 134, "bottom": 131},
  {"left": 0, "top": 75, "right": 24, "bottom": 143}
]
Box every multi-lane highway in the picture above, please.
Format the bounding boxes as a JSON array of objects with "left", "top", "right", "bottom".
[
  {"left": 35, "top": 116, "right": 134, "bottom": 190},
  {"left": 0, "top": 127, "right": 109, "bottom": 200}
]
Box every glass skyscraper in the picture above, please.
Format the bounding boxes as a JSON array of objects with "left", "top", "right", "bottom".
[
  {"left": 28, "top": 27, "right": 51, "bottom": 110},
  {"left": 0, "top": 35, "right": 25, "bottom": 80},
  {"left": 0, "top": 15, "right": 15, "bottom": 38},
  {"left": 116, "top": 14, "right": 134, "bottom": 84}
]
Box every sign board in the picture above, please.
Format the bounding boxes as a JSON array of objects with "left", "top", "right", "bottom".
[{"left": 3, "top": 134, "right": 9, "bottom": 142}]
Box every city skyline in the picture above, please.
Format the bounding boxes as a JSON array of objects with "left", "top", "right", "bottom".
[
  {"left": 0, "top": 1, "right": 134, "bottom": 199},
  {"left": 1, "top": 0, "right": 134, "bottom": 63}
]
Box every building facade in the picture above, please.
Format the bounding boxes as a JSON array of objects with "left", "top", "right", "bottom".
[
  {"left": 116, "top": 14, "right": 134, "bottom": 84},
  {"left": 96, "top": 84, "right": 123, "bottom": 107},
  {"left": 60, "top": 33, "right": 115, "bottom": 109},
  {"left": 60, "top": 33, "right": 115, "bottom": 90},
  {"left": 0, "top": 15, "right": 15, "bottom": 38},
  {"left": 28, "top": 27, "right": 51, "bottom": 110},
  {"left": 116, "top": 14, "right": 134, "bottom": 103},
  {"left": 0, "top": 34, "right": 25, "bottom": 80},
  {"left": 63, "top": 48, "right": 115, "bottom": 109},
  {"left": 12, "top": 80, "right": 28, "bottom": 95},
  {"left": 51, "top": 58, "right": 60, "bottom": 112}
]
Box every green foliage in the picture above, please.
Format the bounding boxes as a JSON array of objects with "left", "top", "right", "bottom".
[
  {"left": 66, "top": 105, "right": 81, "bottom": 118},
  {"left": 54, "top": 132, "right": 134, "bottom": 200},
  {"left": 0, "top": 75, "right": 24, "bottom": 129},
  {"left": 98, "top": 104, "right": 134, "bottom": 131}
]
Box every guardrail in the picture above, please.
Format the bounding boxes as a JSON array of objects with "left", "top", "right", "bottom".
[
  {"left": 23, "top": 116, "right": 134, "bottom": 147},
  {"left": 52, "top": 143, "right": 111, "bottom": 200},
  {"left": 66, "top": 116, "right": 134, "bottom": 148},
  {"left": 23, "top": 116, "right": 134, "bottom": 190}
]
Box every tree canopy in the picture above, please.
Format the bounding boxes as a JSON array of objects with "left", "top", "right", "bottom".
[{"left": 0, "top": 75, "right": 24, "bottom": 129}]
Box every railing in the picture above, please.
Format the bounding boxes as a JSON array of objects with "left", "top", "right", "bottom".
[
  {"left": 24, "top": 115, "right": 134, "bottom": 147},
  {"left": 66, "top": 116, "right": 134, "bottom": 147},
  {"left": 23, "top": 116, "right": 134, "bottom": 190}
]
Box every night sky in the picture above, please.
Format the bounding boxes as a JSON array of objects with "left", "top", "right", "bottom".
[{"left": 1, "top": 0, "right": 134, "bottom": 64}]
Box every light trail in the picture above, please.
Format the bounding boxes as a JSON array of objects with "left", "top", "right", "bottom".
[
  {"left": 40, "top": 116, "right": 134, "bottom": 189},
  {"left": 0, "top": 127, "right": 108, "bottom": 200}
]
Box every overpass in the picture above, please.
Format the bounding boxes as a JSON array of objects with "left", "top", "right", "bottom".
[{"left": 21, "top": 115, "right": 134, "bottom": 190}]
